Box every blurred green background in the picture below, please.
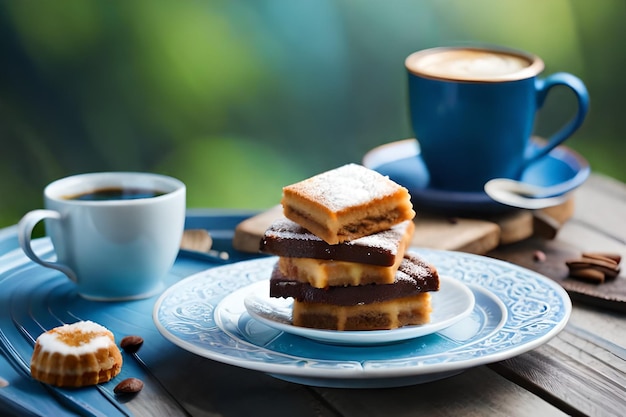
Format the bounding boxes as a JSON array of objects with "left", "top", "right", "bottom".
[{"left": 1, "top": 0, "right": 624, "bottom": 228}]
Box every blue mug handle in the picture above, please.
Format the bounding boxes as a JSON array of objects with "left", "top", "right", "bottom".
[{"left": 525, "top": 72, "right": 589, "bottom": 165}]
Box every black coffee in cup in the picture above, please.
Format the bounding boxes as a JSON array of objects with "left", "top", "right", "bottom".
[{"left": 65, "top": 187, "right": 166, "bottom": 201}]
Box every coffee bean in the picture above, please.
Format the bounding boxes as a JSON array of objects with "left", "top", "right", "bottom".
[
  {"left": 120, "top": 335, "right": 144, "bottom": 354},
  {"left": 114, "top": 377, "right": 143, "bottom": 395},
  {"left": 568, "top": 267, "right": 605, "bottom": 283},
  {"left": 578, "top": 256, "right": 619, "bottom": 269},
  {"left": 582, "top": 252, "right": 622, "bottom": 264}
]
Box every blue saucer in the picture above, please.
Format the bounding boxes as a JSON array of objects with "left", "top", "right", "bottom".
[{"left": 362, "top": 138, "right": 590, "bottom": 215}]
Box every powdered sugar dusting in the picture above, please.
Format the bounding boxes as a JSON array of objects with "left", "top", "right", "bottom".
[
  {"left": 265, "top": 217, "right": 410, "bottom": 254},
  {"left": 398, "top": 253, "right": 440, "bottom": 291},
  {"left": 264, "top": 217, "right": 317, "bottom": 242},
  {"left": 283, "top": 164, "right": 405, "bottom": 212}
]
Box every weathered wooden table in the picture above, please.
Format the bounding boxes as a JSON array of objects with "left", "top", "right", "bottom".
[{"left": 1, "top": 173, "right": 624, "bottom": 417}]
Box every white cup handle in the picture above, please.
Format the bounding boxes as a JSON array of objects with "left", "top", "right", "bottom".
[{"left": 17, "top": 209, "right": 78, "bottom": 282}]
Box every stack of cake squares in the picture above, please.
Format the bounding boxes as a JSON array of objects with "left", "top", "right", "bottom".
[{"left": 260, "top": 163, "right": 439, "bottom": 331}]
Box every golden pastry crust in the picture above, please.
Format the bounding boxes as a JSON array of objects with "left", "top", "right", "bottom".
[
  {"left": 30, "top": 321, "right": 123, "bottom": 387},
  {"left": 275, "top": 220, "right": 414, "bottom": 288},
  {"left": 292, "top": 293, "right": 432, "bottom": 331},
  {"left": 278, "top": 255, "right": 402, "bottom": 288},
  {"left": 281, "top": 164, "right": 415, "bottom": 244}
]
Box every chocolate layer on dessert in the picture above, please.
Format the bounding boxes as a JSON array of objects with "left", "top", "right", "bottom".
[
  {"left": 269, "top": 252, "right": 439, "bottom": 306},
  {"left": 260, "top": 218, "right": 414, "bottom": 266}
]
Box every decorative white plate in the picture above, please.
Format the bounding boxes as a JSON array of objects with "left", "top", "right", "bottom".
[
  {"left": 241, "top": 275, "right": 475, "bottom": 345},
  {"left": 153, "top": 249, "right": 571, "bottom": 388}
]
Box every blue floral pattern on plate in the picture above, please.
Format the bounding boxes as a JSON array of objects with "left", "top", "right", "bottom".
[{"left": 153, "top": 248, "right": 571, "bottom": 388}]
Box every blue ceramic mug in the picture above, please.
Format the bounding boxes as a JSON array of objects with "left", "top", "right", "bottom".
[{"left": 405, "top": 46, "right": 589, "bottom": 192}]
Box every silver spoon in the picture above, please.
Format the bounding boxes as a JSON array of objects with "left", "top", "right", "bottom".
[{"left": 484, "top": 178, "right": 573, "bottom": 209}]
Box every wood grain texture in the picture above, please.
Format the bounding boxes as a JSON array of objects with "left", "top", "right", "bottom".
[
  {"left": 411, "top": 212, "right": 501, "bottom": 253},
  {"left": 490, "top": 174, "right": 626, "bottom": 311},
  {"left": 109, "top": 174, "right": 624, "bottom": 417},
  {"left": 232, "top": 204, "right": 282, "bottom": 253},
  {"left": 487, "top": 173, "right": 626, "bottom": 416},
  {"left": 148, "top": 354, "right": 340, "bottom": 417},
  {"left": 490, "top": 324, "right": 626, "bottom": 417},
  {"left": 492, "top": 210, "right": 534, "bottom": 245},
  {"left": 313, "top": 366, "right": 568, "bottom": 417},
  {"left": 231, "top": 206, "right": 537, "bottom": 256},
  {"left": 231, "top": 198, "right": 574, "bottom": 257},
  {"left": 533, "top": 197, "right": 576, "bottom": 239},
  {"left": 572, "top": 174, "right": 626, "bottom": 234}
]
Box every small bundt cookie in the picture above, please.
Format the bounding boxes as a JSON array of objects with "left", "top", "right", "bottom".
[{"left": 30, "top": 320, "right": 122, "bottom": 387}]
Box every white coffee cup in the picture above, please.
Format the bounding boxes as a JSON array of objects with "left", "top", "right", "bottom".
[{"left": 18, "top": 172, "right": 186, "bottom": 301}]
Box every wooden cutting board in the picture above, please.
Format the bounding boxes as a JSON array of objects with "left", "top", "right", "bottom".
[
  {"left": 489, "top": 236, "right": 625, "bottom": 312},
  {"left": 232, "top": 198, "right": 575, "bottom": 255}
]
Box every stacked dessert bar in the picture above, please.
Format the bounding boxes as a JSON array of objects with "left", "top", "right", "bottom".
[{"left": 260, "top": 163, "right": 440, "bottom": 331}]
